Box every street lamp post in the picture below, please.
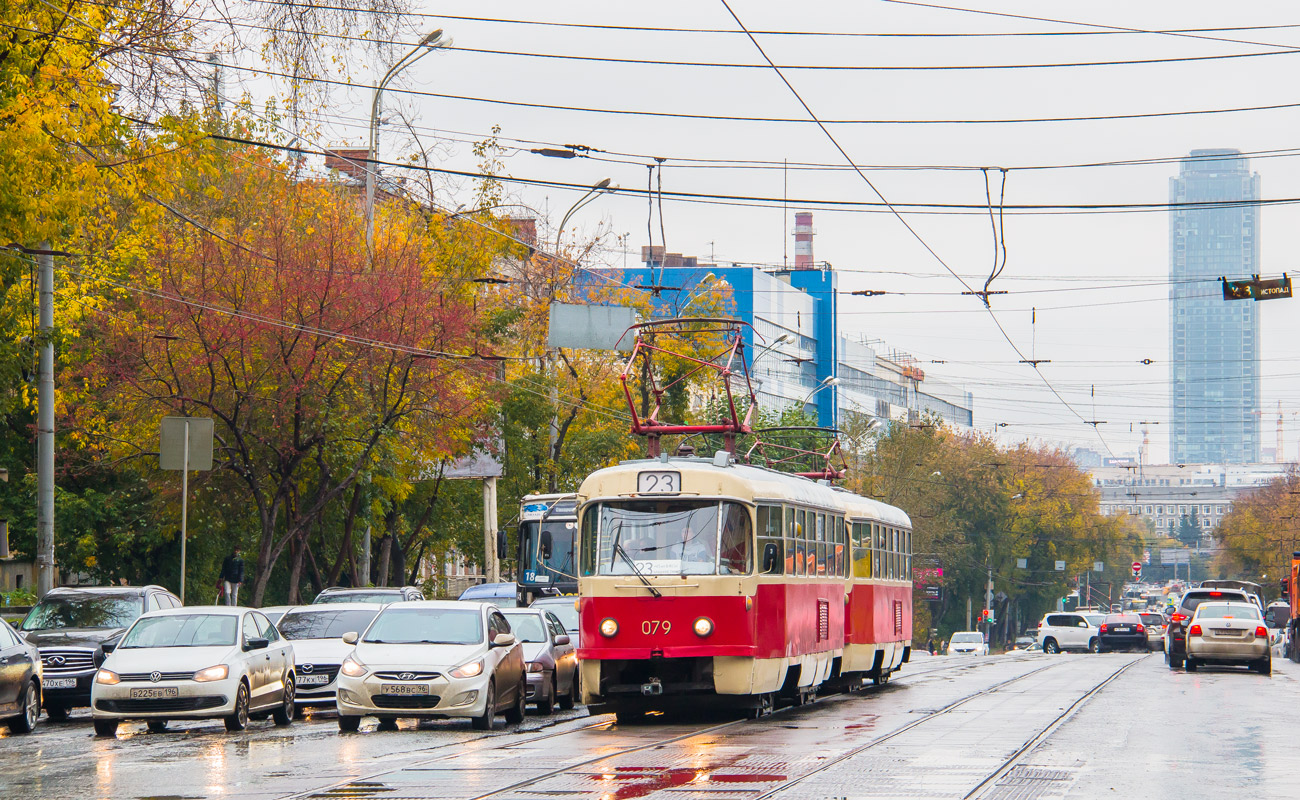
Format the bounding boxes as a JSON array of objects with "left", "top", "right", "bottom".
[
  {"left": 799, "top": 375, "right": 840, "bottom": 418},
  {"left": 543, "top": 178, "right": 614, "bottom": 488},
  {"left": 365, "top": 29, "right": 448, "bottom": 258}
]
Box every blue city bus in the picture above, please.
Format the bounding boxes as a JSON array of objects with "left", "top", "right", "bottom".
[{"left": 517, "top": 493, "right": 579, "bottom": 605}]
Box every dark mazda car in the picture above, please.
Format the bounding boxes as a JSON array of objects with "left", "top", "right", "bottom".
[
  {"left": 19, "top": 585, "right": 180, "bottom": 718},
  {"left": 1098, "top": 613, "right": 1147, "bottom": 653}
]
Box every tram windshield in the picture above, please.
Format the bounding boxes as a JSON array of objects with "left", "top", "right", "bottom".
[{"left": 583, "top": 500, "right": 752, "bottom": 577}]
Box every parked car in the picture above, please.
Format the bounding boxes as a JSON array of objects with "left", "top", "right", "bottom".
[
  {"left": 501, "top": 607, "right": 578, "bottom": 713},
  {"left": 529, "top": 596, "right": 580, "bottom": 647},
  {"left": 1009, "top": 636, "right": 1035, "bottom": 651},
  {"left": 947, "top": 631, "right": 989, "bottom": 655},
  {"left": 19, "top": 585, "right": 180, "bottom": 719},
  {"left": 1138, "top": 612, "right": 1166, "bottom": 651},
  {"left": 275, "top": 604, "right": 382, "bottom": 712},
  {"left": 1097, "top": 614, "right": 1147, "bottom": 652},
  {"left": 1036, "top": 612, "right": 1101, "bottom": 654},
  {"left": 1184, "top": 601, "right": 1271, "bottom": 675},
  {"left": 1166, "top": 588, "right": 1252, "bottom": 669},
  {"left": 334, "top": 601, "right": 526, "bottom": 732},
  {"left": 0, "top": 618, "right": 41, "bottom": 733},
  {"left": 313, "top": 587, "right": 424, "bottom": 605},
  {"left": 457, "top": 582, "right": 520, "bottom": 608},
  {"left": 259, "top": 606, "right": 296, "bottom": 626},
  {"left": 91, "top": 606, "right": 296, "bottom": 736}
]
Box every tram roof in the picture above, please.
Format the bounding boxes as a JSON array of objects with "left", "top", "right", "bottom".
[{"left": 579, "top": 456, "right": 912, "bottom": 529}]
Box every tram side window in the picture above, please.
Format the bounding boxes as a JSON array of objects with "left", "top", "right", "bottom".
[
  {"left": 815, "top": 513, "right": 827, "bottom": 576},
  {"left": 790, "top": 509, "right": 800, "bottom": 580},
  {"left": 870, "top": 523, "right": 879, "bottom": 578},
  {"left": 757, "top": 506, "right": 784, "bottom": 575},
  {"left": 887, "top": 527, "right": 896, "bottom": 580},
  {"left": 580, "top": 510, "right": 598, "bottom": 577},
  {"left": 893, "top": 529, "right": 901, "bottom": 580},
  {"left": 720, "top": 503, "right": 754, "bottom": 575},
  {"left": 852, "top": 522, "right": 870, "bottom": 578},
  {"left": 784, "top": 506, "right": 796, "bottom": 574},
  {"left": 834, "top": 518, "right": 846, "bottom": 577},
  {"left": 905, "top": 529, "right": 912, "bottom": 580}
]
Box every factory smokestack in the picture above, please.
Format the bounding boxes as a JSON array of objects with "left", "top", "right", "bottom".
[{"left": 793, "top": 211, "right": 814, "bottom": 269}]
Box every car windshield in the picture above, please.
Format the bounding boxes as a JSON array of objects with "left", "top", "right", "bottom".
[
  {"left": 951, "top": 633, "right": 983, "bottom": 643},
  {"left": 1193, "top": 603, "right": 1260, "bottom": 620},
  {"left": 314, "top": 591, "right": 401, "bottom": 604},
  {"left": 120, "top": 614, "right": 238, "bottom": 648},
  {"left": 21, "top": 594, "right": 142, "bottom": 631},
  {"left": 502, "top": 613, "right": 548, "bottom": 643},
  {"left": 277, "top": 609, "right": 380, "bottom": 640},
  {"left": 533, "top": 602, "right": 578, "bottom": 632},
  {"left": 363, "top": 608, "right": 483, "bottom": 645}
]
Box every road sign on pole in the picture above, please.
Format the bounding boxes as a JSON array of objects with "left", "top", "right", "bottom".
[
  {"left": 1131, "top": 560, "right": 1142, "bottom": 579},
  {"left": 160, "top": 417, "right": 215, "bottom": 604}
]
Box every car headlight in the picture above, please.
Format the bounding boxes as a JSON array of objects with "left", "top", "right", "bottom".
[
  {"left": 340, "top": 655, "right": 368, "bottom": 678},
  {"left": 599, "top": 618, "right": 619, "bottom": 638},
  {"left": 95, "top": 669, "right": 120, "bottom": 685},
  {"left": 526, "top": 662, "right": 545, "bottom": 673},
  {"left": 193, "top": 664, "right": 229, "bottom": 683},
  {"left": 449, "top": 659, "right": 484, "bottom": 679},
  {"left": 693, "top": 617, "right": 714, "bottom": 637}
]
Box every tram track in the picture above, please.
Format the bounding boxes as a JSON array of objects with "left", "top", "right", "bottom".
[{"left": 289, "top": 653, "right": 1106, "bottom": 800}]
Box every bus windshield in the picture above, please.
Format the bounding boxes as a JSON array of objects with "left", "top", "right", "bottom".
[
  {"left": 583, "top": 500, "right": 752, "bottom": 577},
  {"left": 519, "top": 519, "right": 577, "bottom": 588}
]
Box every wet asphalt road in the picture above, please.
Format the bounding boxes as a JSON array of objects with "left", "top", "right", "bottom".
[{"left": 2, "top": 652, "right": 1296, "bottom": 798}]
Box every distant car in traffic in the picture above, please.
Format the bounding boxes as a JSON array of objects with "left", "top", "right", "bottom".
[
  {"left": 1036, "top": 613, "right": 1101, "bottom": 654},
  {"left": 312, "top": 587, "right": 424, "bottom": 605},
  {"left": 1098, "top": 614, "right": 1147, "bottom": 652},
  {"left": 457, "top": 582, "right": 520, "bottom": 608},
  {"left": 1166, "top": 588, "right": 1252, "bottom": 669},
  {"left": 501, "top": 607, "right": 578, "bottom": 713},
  {"left": 1138, "top": 612, "right": 1167, "bottom": 651},
  {"left": 1183, "top": 601, "right": 1271, "bottom": 675},
  {"left": 334, "top": 601, "right": 526, "bottom": 732},
  {"left": 259, "top": 606, "right": 295, "bottom": 626},
  {"left": 529, "top": 596, "right": 580, "bottom": 647},
  {"left": 91, "top": 606, "right": 296, "bottom": 736},
  {"left": 947, "top": 631, "right": 988, "bottom": 655},
  {"left": 1010, "top": 636, "right": 1035, "bottom": 651},
  {"left": 1199, "top": 580, "right": 1265, "bottom": 610},
  {"left": 19, "top": 585, "right": 181, "bottom": 719},
  {"left": 0, "top": 618, "right": 41, "bottom": 733},
  {"left": 275, "top": 604, "right": 382, "bottom": 713}
]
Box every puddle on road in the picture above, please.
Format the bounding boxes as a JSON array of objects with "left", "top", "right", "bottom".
[{"left": 589, "top": 766, "right": 789, "bottom": 799}]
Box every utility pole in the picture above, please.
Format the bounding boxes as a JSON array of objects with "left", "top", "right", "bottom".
[{"left": 36, "top": 245, "right": 55, "bottom": 596}]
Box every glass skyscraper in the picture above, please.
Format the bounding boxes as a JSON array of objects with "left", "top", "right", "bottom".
[{"left": 1169, "top": 149, "right": 1260, "bottom": 464}]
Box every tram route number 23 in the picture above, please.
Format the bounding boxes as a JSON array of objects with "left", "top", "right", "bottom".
[
  {"left": 637, "top": 471, "right": 681, "bottom": 494},
  {"left": 642, "top": 620, "right": 672, "bottom": 635}
]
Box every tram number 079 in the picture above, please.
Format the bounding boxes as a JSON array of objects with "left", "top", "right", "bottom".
[{"left": 642, "top": 620, "right": 672, "bottom": 635}]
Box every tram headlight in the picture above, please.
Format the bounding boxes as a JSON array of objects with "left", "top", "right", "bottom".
[
  {"left": 599, "top": 617, "right": 619, "bottom": 638},
  {"left": 693, "top": 617, "right": 714, "bottom": 638}
]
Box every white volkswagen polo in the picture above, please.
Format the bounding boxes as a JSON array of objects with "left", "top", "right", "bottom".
[
  {"left": 91, "top": 606, "right": 296, "bottom": 735},
  {"left": 335, "top": 601, "right": 526, "bottom": 732}
]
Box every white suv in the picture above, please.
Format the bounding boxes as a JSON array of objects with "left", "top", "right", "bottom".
[{"left": 1036, "top": 612, "right": 1103, "bottom": 654}]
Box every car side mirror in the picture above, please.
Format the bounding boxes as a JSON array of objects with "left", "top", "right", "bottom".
[
  {"left": 554, "top": 634, "right": 570, "bottom": 646},
  {"left": 492, "top": 633, "right": 516, "bottom": 648},
  {"left": 540, "top": 529, "right": 553, "bottom": 560},
  {"left": 100, "top": 641, "right": 117, "bottom": 654},
  {"left": 761, "top": 542, "right": 780, "bottom": 574},
  {"left": 1078, "top": 622, "right": 1088, "bottom": 628},
  {"left": 496, "top": 529, "right": 508, "bottom": 560},
  {"left": 342, "top": 631, "right": 359, "bottom": 645},
  {"left": 244, "top": 637, "right": 269, "bottom": 651}
]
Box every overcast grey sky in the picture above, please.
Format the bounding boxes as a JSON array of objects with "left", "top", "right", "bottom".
[{"left": 225, "top": 0, "right": 1300, "bottom": 464}]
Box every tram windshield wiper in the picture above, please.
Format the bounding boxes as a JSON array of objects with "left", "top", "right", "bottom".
[{"left": 611, "top": 538, "right": 661, "bottom": 598}]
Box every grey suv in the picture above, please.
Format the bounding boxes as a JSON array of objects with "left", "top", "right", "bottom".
[
  {"left": 1165, "top": 587, "right": 1252, "bottom": 669},
  {"left": 20, "top": 585, "right": 181, "bottom": 718}
]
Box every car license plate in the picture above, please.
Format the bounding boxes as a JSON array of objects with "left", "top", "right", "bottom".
[
  {"left": 42, "top": 678, "right": 76, "bottom": 690},
  {"left": 380, "top": 684, "right": 429, "bottom": 695},
  {"left": 1112, "top": 626, "right": 1131, "bottom": 632},
  {"left": 129, "top": 687, "right": 179, "bottom": 699},
  {"left": 298, "top": 674, "right": 330, "bottom": 686},
  {"left": 1213, "top": 629, "right": 1243, "bottom": 636}
]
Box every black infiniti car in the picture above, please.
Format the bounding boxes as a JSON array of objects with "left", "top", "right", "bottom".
[{"left": 19, "top": 585, "right": 180, "bottom": 718}]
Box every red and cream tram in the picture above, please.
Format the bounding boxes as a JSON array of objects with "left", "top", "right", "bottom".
[{"left": 576, "top": 453, "right": 912, "bottom": 718}]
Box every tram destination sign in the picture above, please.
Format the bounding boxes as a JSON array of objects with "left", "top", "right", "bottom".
[{"left": 1221, "top": 274, "right": 1292, "bottom": 301}]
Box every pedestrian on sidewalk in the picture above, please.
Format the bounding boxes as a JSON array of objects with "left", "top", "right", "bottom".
[{"left": 219, "top": 547, "right": 245, "bottom": 606}]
